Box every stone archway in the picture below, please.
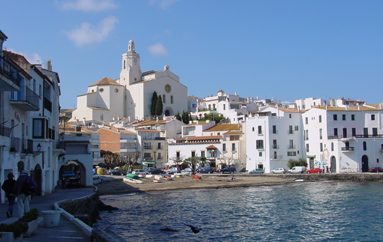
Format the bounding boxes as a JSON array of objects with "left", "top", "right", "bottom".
[
  {"left": 59, "top": 160, "right": 87, "bottom": 188},
  {"left": 330, "top": 156, "right": 336, "bottom": 173},
  {"left": 361, "top": 155, "right": 369, "bottom": 172},
  {"left": 164, "top": 107, "right": 174, "bottom": 116}
]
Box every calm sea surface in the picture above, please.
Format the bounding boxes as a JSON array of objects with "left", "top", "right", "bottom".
[{"left": 99, "top": 181, "right": 383, "bottom": 241}]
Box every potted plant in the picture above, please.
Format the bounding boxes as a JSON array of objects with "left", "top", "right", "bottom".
[
  {"left": 0, "top": 221, "right": 28, "bottom": 242},
  {"left": 19, "top": 209, "right": 39, "bottom": 237}
]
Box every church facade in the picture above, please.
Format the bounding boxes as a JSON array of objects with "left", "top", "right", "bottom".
[{"left": 70, "top": 40, "right": 188, "bottom": 123}]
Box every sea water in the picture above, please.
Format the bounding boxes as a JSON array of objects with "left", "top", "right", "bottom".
[{"left": 99, "top": 181, "right": 383, "bottom": 241}]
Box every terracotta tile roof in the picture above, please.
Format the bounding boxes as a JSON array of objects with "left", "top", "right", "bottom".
[
  {"left": 224, "top": 131, "right": 243, "bottom": 135},
  {"left": 89, "top": 77, "right": 122, "bottom": 87},
  {"left": 137, "top": 120, "right": 168, "bottom": 126},
  {"left": 204, "top": 124, "right": 241, "bottom": 132},
  {"left": 316, "top": 106, "right": 380, "bottom": 111},
  {"left": 175, "top": 136, "right": 222, "bottom": 141},
  {"left": 136, "top": 129, "right": 160, "bottom": 132},
  {"left": 206, "top": 145, "right": 218, "bottom": 149},
  {"left": 186, "top": 121, "right": 209, "bottom": 125}
]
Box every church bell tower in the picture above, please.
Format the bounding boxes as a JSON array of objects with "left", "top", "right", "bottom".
[{"left": 120, "top": 40, "right": 142, "bottom": 86}]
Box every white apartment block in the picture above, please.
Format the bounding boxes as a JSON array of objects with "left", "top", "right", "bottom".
[
  {"left": 245, "top": 107, "right": 305, "bottom": 173},
  {"left": 303, "top": 105, "right": 383, "bottom": 173}
]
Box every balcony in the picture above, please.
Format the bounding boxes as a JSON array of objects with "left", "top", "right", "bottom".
[
  {"left": 288, "top": 145, "right": 296, "bottom": 150},
  {"left": 272, "top": 145, "right": 279, "bottom": 149},
  {"left": 10, "top": 86, "right": 39, "bottom": 111},
  {"left": 120, "top": 138, "right": 137, "bottom": 143},
  {"left": 0, "top": 56, "right": 21, "bottom": 91},
  {"left": 341, "top": 146, "right": 354, "bottom": 152},
  {"left": 21, "top": 139, "right": 34, "bottom": 154},
  {"left": 271, "top": 155, "right": 282, "bottom": 160},
  {"left": 0, "top": 124, "right": 11, "bottom": 137},
  {"left": 43, "top": 97, "right": 52, "bottom": 112},
  {"left": 143, "top": 145, "right": 152, "bottom": 149},
  {"left": 10, "top": 137, "right": 20, "bottom": 152}
]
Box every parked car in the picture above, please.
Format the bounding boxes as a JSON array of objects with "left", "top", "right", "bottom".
[
  {"left": 369, "top": 167, "right": 383, "bottom": 172},
  {"left": 166, "top": 167, "right": 180, "bottom": 174},
  {"left": 197, "top": 167, "right": 214, "bottom": 174},
  {"left": 181, "top": 168, "right": 192, "bottom": 175},
  {"left": 288, "top": 166, "right": 306, "bottom": 174},
  {"left": 249, "top": 168, "right": 264, "bottom": 174},
  {"left": 271, "top": 168, "right": 286, "bottom": 174},
  {"left": 132, "top": 169, "right": 148, "bottom": 175},
  {"left": 150, "top": 169, "right": 166, "bottom": 175},
  {"left": 219, "top": 167, "right": 236, "bottom": 174},
  {"left": 109, "top": 169, "right": 123, "bottom": 176},
  {"left": 306, "top": 168, "right": 322, "bottom": 174}
]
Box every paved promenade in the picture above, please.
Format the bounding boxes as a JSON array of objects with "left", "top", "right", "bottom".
[{"left": 0, "top": 187, "right": 95, "bottom": 242}]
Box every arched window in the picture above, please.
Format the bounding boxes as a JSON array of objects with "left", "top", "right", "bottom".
[
  {"left": 171, "top": 95, "right": 173, "bottom": 104},
  {"left": 163, "top": 94, "right": 166, "bottom": 103},
  {"left": 363, "top": 141, "right": 367, "bottom": 151}
]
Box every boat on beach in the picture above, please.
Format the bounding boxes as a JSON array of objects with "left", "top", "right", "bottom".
[
  {"left": 123, "top": 177, "right": 143, "bottom": 184},
  {"left": 126, "top": 173, "right": 139, "bottom": 179}
]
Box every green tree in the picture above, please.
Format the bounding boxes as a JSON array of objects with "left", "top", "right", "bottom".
[
  {"left": 184, "top": 156, "right": 201, "bottom": 174},
  {"left": 287, "top": 158, "right": 308, "bottom": 168},
  {"left": 175, "top": 112, "right": 182, "bottom": 121},
  {"left": 201, "top": 113, "right": 225, "bottom": 123},
  {"left": 155, "top": 95, "right": 163, "bottom": 116},
  {"left": 182, "top": 111, "right": 189, "bottom": 124},
  {"left": 151, "top": 91, "right": 158, "bottom": 116}
]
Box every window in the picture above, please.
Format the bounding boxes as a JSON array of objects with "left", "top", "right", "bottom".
[
  {"left": 287, "top": 151, "right": 297, "bottom": 156},
  {"left": 320, "top": 143, "right": 323, "bottom": 152},
  {"left": 306, "top": 144, "right": 309, "bottom": 152},
  {"left": 232, "top": 143, "right": 235, "bottom": 151},
  {"left": 305, "top": 130, "right": 309, "bottom": 140},
  {"left": 334, "top": 128, "right": 338, "bottom": 137},
  {"left": 342, "top": 114, "right": 346, "bottom": 120},
  {"left": 157, "top": 143, "right": 161, "bottom": 149},
  {"left": 289, "top": 140, "right": 294, "bottom": 149},
  {"left": 163, "top": 94, "right": 166, "bottom": 103},
  {"left": 99, "top": 88, "right": 104, "bottom": 92},
  {"left": 223, "top": 104, "right": 226, "bottom": 110},
  {"left": 289, "top": 125, "right": 293, "bottom": 134},
  {"left": 143, "top": 142, "right": 151, "bottom": 149},
  {"left": 373, "top": 128, "right": 378, "bottom": 136},
  {"left": 258, "top": 126, "right": 262, "bottom": 135},
  {"left": 352, "top": 128, "right": 356, "bottom": 137},
  {"left": 252, "top": 127, "right": 254, "bottom": 132},
  {"left": 144, "top": 153, "right": 151, "bottom": 158},
  {"left": 171, "top": 95, "right": 174, "bottom": 104},
  {"left": 176, "top": 151, "right": 180, "bottom": 159},
  {"left": 256, "top": 140, "right": 264, "bottom": 149},
  {"left": 364, "top": 128, "right": 368, "bottom": 138},
  {"left": 295, "top": 125, "right": 299, "bottom": 131},
  {"left": 157, "top": 153, "right": 162, "bottom": 159},
  {"left": 201, "top": 151, "right": 205, "bottom": 157},
  {"left": 305, "top": 117, "right": 308, "bottom": 124},
  {"left": 363, "top": 141, "right": 367, "bottom": 151},
  {"left": 273, "top": 152, "right": 277, "bottom": 159},
  {"left": 272, "top": 125, "right": 277, "bottom": 134},
  {"left": 333, "top": 114, "right": 337, "bottom": 121},
  {"left": 320, "top": 129, "right": 322, "bottom": 139},
  {"left": 259, "top": 152, "right": 262, "bottom": 157},
  {"left": 191, "top": 151, "right": 195, "bottom": 157},
  {"left": 230, "top": 135, "right": 239, "bottom": 141},
  {"left": 351, "top": 114, "right": 355, "bottom": 120},
  {"left": 273, "top": 140, "right": 277, "bottom": 149},
  {"left": 33, "top": 119, "right": 48, "bottom": 138},
  {"left": 289, "top": 114, "right": 292, "bottom": 118},
  {"left": 371, "top": 114, "right": 376, "bottom": 120},
  {"left": 223, "top": 144, "right": 226, "bottom": 152},
  {"left": 165, "top": 84, "right": 171, "bottom": 93},
  {"left": 342, "top": 128, "right": 347, "bottom": 138},
  {"left": 319, "top": 115, "right": 322, "bottom": 123}
]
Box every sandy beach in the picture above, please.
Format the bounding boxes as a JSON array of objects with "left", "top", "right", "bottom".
[{"left": 96, "top": 175, "right": 297, "bottom": 196}]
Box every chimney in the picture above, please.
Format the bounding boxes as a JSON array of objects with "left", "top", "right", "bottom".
[{"left": 47, "top": 59, "right": 52, "bottom": 71}]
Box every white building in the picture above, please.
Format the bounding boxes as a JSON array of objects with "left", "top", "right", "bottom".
[
  {"left": 245, "top": 107, "right": 305, "bottom": 173},
  {"left": 71, "top": 40, "right": 188, "bottom": 124},
  {"left": 302, "top": 104, "right": 383, "bottom": 173}
]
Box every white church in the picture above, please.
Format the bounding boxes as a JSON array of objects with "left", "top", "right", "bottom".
[{"left": 70, "top": 40, "right": 188, "bottom": 123}]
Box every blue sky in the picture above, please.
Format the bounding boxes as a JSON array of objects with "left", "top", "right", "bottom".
[{"left": 1, "top": 0, "right": 382, "bottom": 109}]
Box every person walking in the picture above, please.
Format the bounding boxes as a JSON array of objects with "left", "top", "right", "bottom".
[
  {"left": 1, "top": 172, "right": 16, "bottom": 218},
  {"left": 14, "top": 170, "right": 37, "bottom": 218}
]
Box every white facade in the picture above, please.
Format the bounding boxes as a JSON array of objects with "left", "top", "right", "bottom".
[
  {"left": 70, "top": 40, "right": 188, "bottom": 124},
  {"left": 302, "top": 106, "right": 383, "bottom": 173},
  {"left": 245, "top": 107, "right": 305, "bottom": 173}
]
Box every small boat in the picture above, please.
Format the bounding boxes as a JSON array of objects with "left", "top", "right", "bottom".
[
  {"left": 295, "top": 179, "right": 304, "bottom": 182},
  {"left": 153, "top": 179, "right": 163, "bottom": 183},
  {"left": 136, "top": 173, "right": 146, "bottom": 178},
  {"left": 126, "top": 173, "right": 139, "bottom": 179},
  {"left": 123, "top": 177, "right": 143, "bottom": 184},
  {"left": 191, "top": 175, "right": 201, "bottom": 179}
]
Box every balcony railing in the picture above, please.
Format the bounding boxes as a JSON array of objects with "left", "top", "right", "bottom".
[
  {"left": 329, "top": 134, "right": 383, "bottom": 139},
  {"left": 288, "top": 145, "right": 296, "bottom": 150},
  {"left": 10, "top": 86, "right": 39, "bottom": 111},
  {"left": 341, "top": 147, "right": 354, "bottom": 152},
  {"left": 143, "top": 145, "right": 152, "bottom": 149},
  {"left": 0, "top": 55, "right": 21, "bottom": 91},
  {"left": 0, "top": 124, "right": 11, "bottom": 137},
  {"left": 272, "top": 145, "right": 279, "bottom": 149}
]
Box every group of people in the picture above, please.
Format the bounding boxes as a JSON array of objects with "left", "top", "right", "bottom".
[{"left": 1, "top": 169, "right": 37, "bottom": 218}]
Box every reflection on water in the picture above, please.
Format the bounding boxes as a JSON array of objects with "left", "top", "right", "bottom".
[{"left": 99, "top": 181, "right": 383, "bottom": 241}]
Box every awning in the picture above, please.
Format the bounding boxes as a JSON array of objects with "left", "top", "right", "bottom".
[
  {"left": 307, "top": 155, "right": 316, "bottom": 158},
  {"left": 143, "top": 161, "right": 155, "bottom": 164}
]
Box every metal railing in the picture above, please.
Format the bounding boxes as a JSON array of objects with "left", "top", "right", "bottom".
[
  {"left": 341, "top": 147, "right": 354, "bottom": 151},
  {"left": 0, "top": 56, "right": 22, "bottom": 87}
]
